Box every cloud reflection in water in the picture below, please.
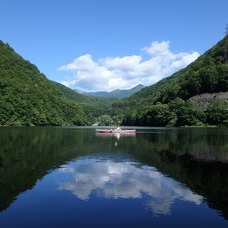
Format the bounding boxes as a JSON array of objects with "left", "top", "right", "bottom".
[{"left": 58, "top": 157, "right": 202, "bottom": 215}]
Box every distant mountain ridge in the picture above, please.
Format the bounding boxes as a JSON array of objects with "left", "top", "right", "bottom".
[{"left": 78, "top": 84, "right": 145, "bottom": 98}]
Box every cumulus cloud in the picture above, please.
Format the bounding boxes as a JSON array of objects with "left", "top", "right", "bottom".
[
  {"left": 58, "top": 156, "right": 202, "bottom": 215},
  {"left": 58, "top": 41, "right": 200, "bottom": 91}
]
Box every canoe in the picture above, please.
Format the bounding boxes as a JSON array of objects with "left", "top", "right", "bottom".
[{"left": 96, "top": 128, "right": 136, "bottom": 134}]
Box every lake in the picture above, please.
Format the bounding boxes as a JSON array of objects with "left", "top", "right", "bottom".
[{"left": 0, "top": 127, "right": 228, "bottom": 228}]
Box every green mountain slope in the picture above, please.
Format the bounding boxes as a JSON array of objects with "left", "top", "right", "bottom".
[
  {"left": 0, "top": 41, "right": 87, "bottom": 126},
  {"left": 1, "top": 36, "right": 227, "bottom": 127},
  {"left": 84, "top": 84, "right": 145, "bottom": 98},
  {"left": 50, "top": 81, "right": 113, "bottom": 122},
  {"left": 117, "top": 36, "right": 228, "bottom": 126}
]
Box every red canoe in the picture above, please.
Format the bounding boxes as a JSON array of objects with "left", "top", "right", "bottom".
[{"left": 96, "top": 128, "right": 135, "bottom": 134}]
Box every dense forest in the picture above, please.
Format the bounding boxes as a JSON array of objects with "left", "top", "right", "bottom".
[
  {"left": 0, "top": 41, "right": 90, "bottom": 126},
  {"left": 0, "top": 36, "right": 227, "bottom": 127}
]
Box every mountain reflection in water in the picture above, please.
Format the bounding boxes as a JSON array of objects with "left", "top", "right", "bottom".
[
  {"left": 0, "top": 127, "right": 228, "bottom": 228},
  {"left": 58, "top": 156, "right": 202, "bottom": 215}
]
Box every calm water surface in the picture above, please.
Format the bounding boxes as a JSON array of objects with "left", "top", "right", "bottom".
[{"left": 0, "top": 127, "right": 228, "bottom": 227}]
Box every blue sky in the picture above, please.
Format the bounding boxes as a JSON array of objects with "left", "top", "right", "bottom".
[{"left": 0, "top": 0, "right": 227, "bottom": 91}]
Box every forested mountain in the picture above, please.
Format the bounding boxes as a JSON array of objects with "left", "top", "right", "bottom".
[
  {"left": 0, "top": 36, "right": 227, "bottom": 127},
  {"left": 83, "top": 84, "right": 145, "bottom": 98},
  {"left": 50, "top": 81, "right": 113, "bottom": 122},
  {"left": 116, "top": 36, "right": 228, "bottom": 126},
  {"left": 0, "top": 41, "right": 87, "bottom": 126}
]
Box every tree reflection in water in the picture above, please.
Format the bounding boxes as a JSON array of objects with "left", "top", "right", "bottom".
[{"left": 0, "top": 127, "right": 227, "bottom": 219}]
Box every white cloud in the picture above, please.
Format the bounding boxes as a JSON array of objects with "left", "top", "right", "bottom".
[
  {"left": 58, "top": 157, "right": 202, "bottom": 215},
  {"left": 142, "top": 41, "right": 171, "bottom": 56},
  {"left": 58, "top": 41, "right": 200, "bottom": 92}
]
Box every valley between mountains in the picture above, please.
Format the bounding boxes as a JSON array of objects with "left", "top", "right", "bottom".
[{"left": 0, "top": 36, "right": 227, "bottom": 127}]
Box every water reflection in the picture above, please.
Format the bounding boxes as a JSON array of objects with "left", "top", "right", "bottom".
[
  {"left": 0, "top": 127, "right": 227, "bottom": 220},
  {"left": 58, "top": 156, "right": 202, "bottom": 215}
]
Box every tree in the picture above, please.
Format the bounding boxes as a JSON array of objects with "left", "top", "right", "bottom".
[
  {"left": 97, "top": 115, "right": 113, "bottom": 126},
  {"left": 207, "top": 100, "right": 228, "bottom": 126}
]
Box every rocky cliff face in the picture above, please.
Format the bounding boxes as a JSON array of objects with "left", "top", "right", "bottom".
[{"left": 189, "top": 92, "right": 228, "bottom": 110}]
